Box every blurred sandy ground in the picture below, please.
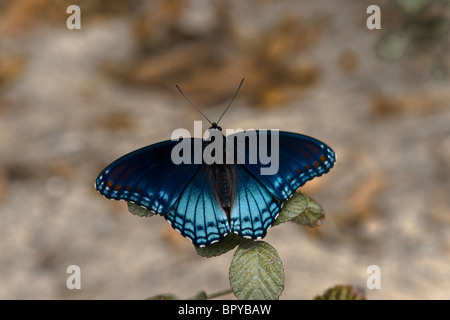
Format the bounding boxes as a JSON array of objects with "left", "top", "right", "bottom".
[{"left": 0, "top": 0, "right": 449, "bottom": 299}]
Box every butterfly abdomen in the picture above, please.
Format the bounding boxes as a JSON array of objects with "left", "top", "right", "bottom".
[
  {"left": 214, "top": 165, "right": 234, "bottom": 208},
  {"left": 205, "top": 164, "right": 236, "bottom": 222}
]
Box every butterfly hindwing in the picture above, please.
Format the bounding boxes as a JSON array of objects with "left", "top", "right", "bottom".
[
  {"left": 165, "top": 165, "right": 231, "bottom": 247},
  {"left": 230, "top": 166, "right": 281, "bottom": 240},
  {"left": 95, "top": 139, "right": 202, "bottom": 215}
]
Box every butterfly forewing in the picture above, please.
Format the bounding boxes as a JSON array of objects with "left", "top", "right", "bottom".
[
  {"left": 95, "top": 139, "right": 201, "bottom": 215},
  {"left": 228, "top": 130, "right": 335, "bottom": 202}
]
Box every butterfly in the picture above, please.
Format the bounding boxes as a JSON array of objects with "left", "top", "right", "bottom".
[{"left": 95, "top": 79, "right": 335, "bottom": 247}]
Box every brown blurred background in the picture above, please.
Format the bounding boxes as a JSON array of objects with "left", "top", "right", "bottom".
[{"left": 0, "top": 0, "right": 449, "bottom": 299}]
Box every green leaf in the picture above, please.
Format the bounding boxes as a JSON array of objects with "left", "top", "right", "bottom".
[
  {"left": 273, "top": 191, "right": 308, "bottom": 226},
  {"left": 146, "top": 293, "right": 179, "bottom": 300},
  {"left": 229, "top": 240, "right": 284, "bottom": 300},
  {"left": 188, "top": 290, "right": 208, "bottom": 300},
  {"left": 273, "top": 192, "right": 325, "bottom": 227},
  {"left": 196, "top": 233, "right": 243, "bottom": 258},
  {"left": 127, "top": 202, "right": 155, "bottom": 217},
  {"left": 291, "top": 193, "right": 325, "bottom": 227},
  {"left": 314, "top": 285, "right": 366, "bottom": 300}
]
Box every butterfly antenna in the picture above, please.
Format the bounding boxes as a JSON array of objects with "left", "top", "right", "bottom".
[
  {"left": 176, "top": 84, "right": 213, "bottom": 126},
  {"left": 216, "top": 78, "right": 245, "bottom": 125}
]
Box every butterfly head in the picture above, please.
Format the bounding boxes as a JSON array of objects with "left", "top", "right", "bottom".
[{"left": 209, "top": 122, "right": 222, "bottom": 131}]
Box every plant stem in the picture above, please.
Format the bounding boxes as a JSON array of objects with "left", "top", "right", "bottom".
[{"left": 207, "top": 288, "right": 233, "bottom": 299}]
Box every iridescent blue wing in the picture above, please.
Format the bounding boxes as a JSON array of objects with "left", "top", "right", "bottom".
[
  {"left": 165, "top": 165, "right": 231, "bottom": 247},
  {"left": 95, "top": 139, "right": 201, "bottom": 215},
  {"left": 228, "top": 130, "right": 336, "bottom": 201},
  {"left": 230, "top": 166, "right": 282, "bottom": 239}
]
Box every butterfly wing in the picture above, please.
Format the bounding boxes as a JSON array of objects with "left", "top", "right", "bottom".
[
  {"left": 230, "top": 165, "right": 282, "bottom": 240},
  {"left": 165, "top": 165, "right": 231, "bottom": 247},
  {"left": 95, "top": 139, "right": 201, "bottom": 215},
  {"left": 228, "top": 130, "right": 335, "bottom": 201}
]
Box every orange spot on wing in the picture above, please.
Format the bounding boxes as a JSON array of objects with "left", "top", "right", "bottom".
[
  {"left": 114, "top": 185, "right": 122, "bottom": 191},
  {"left": 313, "top": 161, "right": 320, "bottom": 168},
  {"left": 107, "top": 181, "right": 114, "bottom": 188},
  {"left": 320, "top": 155, "right": 327, "bottom": 162}
]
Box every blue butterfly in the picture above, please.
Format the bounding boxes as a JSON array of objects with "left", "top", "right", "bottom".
[{"left": 95, "top": 80, "right": 335, "bottom": 247}]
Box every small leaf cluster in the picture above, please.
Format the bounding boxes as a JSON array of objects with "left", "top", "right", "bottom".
[{"left": 314, "top": 285, "right": 366, "bottom": 300}]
